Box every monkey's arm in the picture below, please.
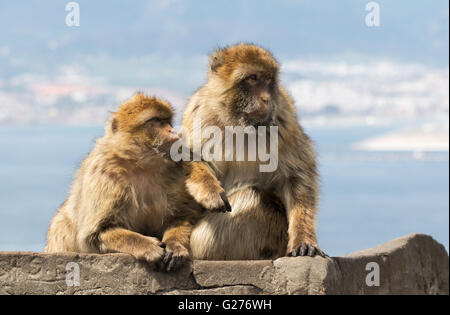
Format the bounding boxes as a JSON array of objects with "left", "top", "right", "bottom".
[
  {"left": 282, "top": 178, "right": 326, "bottom": 257},
  {"left": 184, "top": 161, "right": 231, "bottom": 212},
  {"left": 98, "top": 227, "right": 165, "bottom": 268},
  {"left": 161, "top": 220, "right": 193, "bottom": 271}
]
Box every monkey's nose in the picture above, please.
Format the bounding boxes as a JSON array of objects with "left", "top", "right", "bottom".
[{"left": 168, "top": 128, "right": 179, "bottom": 140}]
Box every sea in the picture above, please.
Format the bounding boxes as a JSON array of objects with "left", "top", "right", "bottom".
[{"left": 0, "top": 124, "right": 448, "bottom": 257}]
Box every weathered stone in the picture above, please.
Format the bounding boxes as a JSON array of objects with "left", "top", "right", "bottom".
[
  {"left": 331, "top": 233, "right": 449, "bottom": 294},
  {"left": 0, "top": 251, "right": 196, "bottom": 295},
  {"left": 193, "top": 260, "right": 274, "bottom": 291},
  {"left": 0, "top": 234, "right": 447, "bottom": 295},
  {"left": 271, "top": 256, "right": 339, "bottom": 294},
  {"left": 165, "top": 285, "right": 261, "bottom": 295}
]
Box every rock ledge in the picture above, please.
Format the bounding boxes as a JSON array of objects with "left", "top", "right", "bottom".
[{"left": 0, "top": 234, "right": 448, "bottom": 295}]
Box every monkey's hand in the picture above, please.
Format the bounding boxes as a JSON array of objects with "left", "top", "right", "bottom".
[
  {"left": 186, "top": 181, "right": 232, "bottom": 213},
  {"left": 162, "top": 242, "right": 191, "bottom": 272},
  {"left": 287, "top": 243, "right": 328, "bottom": 258},
  {"left": 185, "top": 161, "right": 232, "bottom": 213},
  {"left": 208, "top": 191, "right": 232, "bottom": 213},
  {"left": 140, "top": 237, "right": 166, "bottom": 269},
  {"left": 199, "top": 190, "right": 232, "bottom": 213}
]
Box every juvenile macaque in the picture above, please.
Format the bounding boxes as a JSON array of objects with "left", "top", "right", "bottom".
[
  {"left": 45, "top": 94, "right": 230, "bottom": 271},
  {"left": 182, "top": 43, "right": 326, "bottom": 260}
]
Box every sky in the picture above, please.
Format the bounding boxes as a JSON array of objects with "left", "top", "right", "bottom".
[
  {"left": 1, "top": 0, "right": 448, "bottom": 63},
  {"left": 0, "top": 0, "right": 448, "bottom": 126}
]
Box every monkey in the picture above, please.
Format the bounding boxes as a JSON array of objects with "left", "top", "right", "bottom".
[
  {"left": 181, "top": 43, "right": 326, "bottom": 260},
  {"left": 45, "top": 93, "right": 231, "bottom": 271}
]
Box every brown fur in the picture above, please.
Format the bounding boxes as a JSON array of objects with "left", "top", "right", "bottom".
[
  {"left": 182, "top": 43, "right": 325, "bottom": 260},
  {"left": 45, "top": 93, "right": 227, "bottom": 271}
]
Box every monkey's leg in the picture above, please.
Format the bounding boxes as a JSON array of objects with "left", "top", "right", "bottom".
[
  {"left": 185, "top": 162, "right": 231, "bottom": 212},
  {"left": 190, "top": 187, "right": 288, "bottom": 260},
  {"left": 161, "top": 221, "right": 192, "bottom": 271},
  {"left": 286, "top": 205, "right": 327, "bottom": 257},
  {"left": 45, "top": 209, "right": 77, "bottom": 253},
  {"left": 98, "top": 228, "right": 165, "bottom": 268}
]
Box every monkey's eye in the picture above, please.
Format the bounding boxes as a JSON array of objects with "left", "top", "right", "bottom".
[
  {"left": 247, "top": 74, "right": 258, "bottom": 84},
  {"left": 146, "top": 117, "right": 162, "bottom": 124}
]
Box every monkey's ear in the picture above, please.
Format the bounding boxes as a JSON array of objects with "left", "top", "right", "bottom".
[
  {"left": 111, "top": 118, "right": 118, "bottom": 133},
  {"left": 105, "top": 116, "right": 119, "bottom": 136},
  {"left": 209, "top": 50, "right": 225, "bottom": 73}
]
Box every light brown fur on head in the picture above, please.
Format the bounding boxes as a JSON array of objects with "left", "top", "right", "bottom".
[
  {"left": 105, "top": 93, "right": 179, "bottom": 159},
  {"left": 209, "top": 43, "right": 279, "bottom": 83},
  {"left": 113, "top": 94, "right": 174, "bottom": 132}
]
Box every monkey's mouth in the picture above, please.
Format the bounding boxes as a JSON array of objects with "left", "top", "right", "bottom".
[
  {"left": 240, "top": 101, "right": 274, "bottom": 126},
  {"left": 157, "top": 139, "right": 178, "bottom": 154},
  {"left": 242, "top": 111, "right": 273, "bottom": 127}
]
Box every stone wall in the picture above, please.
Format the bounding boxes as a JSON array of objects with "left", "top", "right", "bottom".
[{"left": 0, "top": 234, "right": 448, "bottom": 295}]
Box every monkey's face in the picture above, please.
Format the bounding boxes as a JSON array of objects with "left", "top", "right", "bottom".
[
  {"left": 228, "top": 72, "right": 276, "bottom": 126},
  {"left": 208, "top": 44, "right": 280, "bottom": 127},
  {"left": 111, "top": 94, "right": 178, "bottom": 155},
  {"left": 140, "top": 116, "right": 179, "bottom": 153}
]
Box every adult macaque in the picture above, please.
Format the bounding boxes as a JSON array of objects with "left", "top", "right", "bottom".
[
  {"left": 45, "top": 94, "right": 230, "bottom": 271},
  {"left": 182, "top": 43, "right": 326, "bottom": 259}
]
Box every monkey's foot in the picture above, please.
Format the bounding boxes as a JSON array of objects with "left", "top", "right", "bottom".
[
  {"left": 162, "top": 243, "right": 191, "bottom": 272},
  {"left": 287, "top": 243, "right": 328, "bottom": 258}
]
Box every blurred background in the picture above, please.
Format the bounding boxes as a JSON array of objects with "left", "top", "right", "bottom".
[{"left": 0, "top": 0, "right": 448, "bottom": 256}]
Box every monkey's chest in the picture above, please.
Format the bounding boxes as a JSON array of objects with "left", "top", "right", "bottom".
[
  {"left": 129, "top": 179, "right": 174, "bottom": 236},
  {"left": 218, "top": 161, "right": 273, "bottom": 191}
]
